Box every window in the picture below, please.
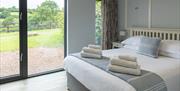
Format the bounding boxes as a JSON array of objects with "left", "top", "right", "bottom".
[
  {"left": 0, "top": 0, "right": 66, "bottom": 83},
  {"left": 95, "top": 0, "right": 102, "bottom": 45}
]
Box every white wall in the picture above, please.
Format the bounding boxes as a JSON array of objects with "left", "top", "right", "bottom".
[
  {"left": 118, "top": 0, "right": 126, "bottom": 29},
  {"left": 151, "top": 0, "right": 180, "bottom": 28},
  {"left": 127, "top": 0, "right": 149, "bottom": 28},
  {"left": 119, "top": 0, "right": 180, "bottom": 29},
  {"left": 67, "top": 0, "right": 96, "bottom": 54}
]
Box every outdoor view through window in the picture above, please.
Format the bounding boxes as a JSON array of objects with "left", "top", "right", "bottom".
[
  {"left": 96, "top": 0, "right": 102, "bottom": 45},
  {"left": 0, "top": 0, "right": 64, "bottom": 77}
]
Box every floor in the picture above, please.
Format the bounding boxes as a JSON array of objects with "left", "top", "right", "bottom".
[
  {"left": 0, "top": 71, "right": 67, "bottom": 91},
  {"left": 0, "top": 47, "right": 64, "bottom": 77}
]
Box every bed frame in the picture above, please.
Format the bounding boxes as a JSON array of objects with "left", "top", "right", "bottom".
[
  {"left": 67, "top": 72, "right": 89, "bottom": 91},
  {"left": 67, "top": 28, "right": 180, "bottom": 91},
  {"left": 128, "top": 28, "right": 180, "bottom": 40}
]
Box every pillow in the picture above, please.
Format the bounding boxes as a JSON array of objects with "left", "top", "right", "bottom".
[
  {"left": 137, "top": 37, "right": 161, "bottom": 58},
  {"left": 121, "top": 36, "right": 142, "bottom": 50},
  {"left": 159, "top": 40, "right": 180, "bottom": 59},
  {"left": 121, "top": 36, "right": 141, "bottom": 46},
  {"left": 123, "top": 45, "right": 139, "bottom": 50}
]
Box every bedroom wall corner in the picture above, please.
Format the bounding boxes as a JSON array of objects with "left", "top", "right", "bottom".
[
  {"left": 118, "top": 0, "right": 127, "bottom": 41},
  {"left": 67, "top": 0, "right": 96, "bottom": 54}
]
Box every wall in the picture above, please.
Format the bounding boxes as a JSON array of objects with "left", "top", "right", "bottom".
[
  {"left": 118, "top": 0, "right": 180, "bottom": 30},
  {"left": 151, "top": 0, "right": 180, "bottom": 28},
  {"left": 118, "top": 0, "right": 126, "bottom": 29},
  {"left": 67, "top": 0, "right": 96, "bottom": 54},
  {"left": 127, "top": 0, "right": 149, "bottom": 28}
]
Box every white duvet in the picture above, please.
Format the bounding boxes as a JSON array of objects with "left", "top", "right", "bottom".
[{"left": 64, "top": 48, "right": 180, "bottom": 91}]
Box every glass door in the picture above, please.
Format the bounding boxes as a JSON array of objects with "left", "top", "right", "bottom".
[
  {"left": 0, "top": 0, "right": 66, "bottom": 83},
  {"left": 0, "top": 0, "right": 20, "bottom": 79},
  {"left": 27, "top": 0, "right": 64, "bottom": 75}
]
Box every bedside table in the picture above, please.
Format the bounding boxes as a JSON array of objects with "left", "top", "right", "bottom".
[{"left": 112, "top": 42, "right": 123, "bottom": 48}]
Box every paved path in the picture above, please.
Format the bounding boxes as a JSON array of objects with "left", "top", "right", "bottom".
[{"left": 0, "top": 47, "right": 64, "bottom": 77}]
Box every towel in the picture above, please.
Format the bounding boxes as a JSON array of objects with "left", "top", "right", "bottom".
[
  {"left": 118, "top": 55, "right": 137, "bottom": 62},
  {"left": 81, "top": 51, "right": 102, "bottom": 59},
  {"left": 82, "top": 47, "right": 102, "bottom": 55},
  {"left": 110, "top": 57, "right": 138, "bottom": 69},
  {"left": 108, "top": 64, "right": 141, "bottom": 76},
  {"left": 88, "top": 44, "right": 101, "bottom": 49}
]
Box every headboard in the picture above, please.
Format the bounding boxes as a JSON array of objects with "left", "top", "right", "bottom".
[{"left": 127, "top": 28, "right": 180, "bottom": 40}]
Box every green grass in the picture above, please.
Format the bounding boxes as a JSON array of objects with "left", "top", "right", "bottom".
[
  {"left": 0, "top": 19, "right": 3, "bottom": 22},
  {"left": 0, "top": 32, "right": 19, "bottom": 52},
  {"left": 11, "top": 12, "right": 19, "bottom": 16},
  {"left": 0, "top": 29, "right": 64, "bottom": 52}
]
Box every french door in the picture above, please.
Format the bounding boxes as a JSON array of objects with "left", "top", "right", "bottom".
[
  {"left": 0, "top": 0, "right": 66, "bottom": 84},
  {"left": 0, "top": 0, "right": 23, "bottom": 83}
]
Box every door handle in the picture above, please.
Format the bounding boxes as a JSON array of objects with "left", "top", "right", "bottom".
[
  {"left": 20, "top": 12, "right": 22, "bottom": 20},
  {"left": 20, "top": 53, "right": 23, "bottom": 62}
]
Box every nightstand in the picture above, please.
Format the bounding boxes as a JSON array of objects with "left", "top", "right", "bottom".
[{"left": 112, "top": 42, "right": 123, "bottom": 48}]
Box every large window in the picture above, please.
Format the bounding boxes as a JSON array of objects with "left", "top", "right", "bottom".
[
  {"left": 0, "top": 0, "right": 66, "bottom": 83},
  {"left": 95, "top": 0, "right": 102, "bottom": 45},
  {"left": 27, "top": 0, "right": 65, "bottom": 76},
  {"left": 0, "top": 0, "right": 20, "bottom": 78}
]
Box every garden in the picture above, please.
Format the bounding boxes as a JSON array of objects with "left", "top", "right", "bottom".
[
  {"left": 0, "top": 0, "right": 64, "bottom": 52},
  {"left": 0, "top": 0, "right": 65, "bottom": 76}
]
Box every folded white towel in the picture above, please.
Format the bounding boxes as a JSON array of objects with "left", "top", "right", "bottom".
[
  {"left": 88, "top": 44, "right": 101, "bottom": 49},
  {"left": 118, "top": 55, "right": 137, "bottom": 62},
  {"left": 110, "top": 57, "right": 138, "bottom": 69},
  {"left": 81, "top": 51, "right": 102, "bottom": 59},
  {"left": 108, "top": 64, "right": 141, "bottom": 76},
  {"left": 82, "top": 47, "right": 102, "bottom": 55}
]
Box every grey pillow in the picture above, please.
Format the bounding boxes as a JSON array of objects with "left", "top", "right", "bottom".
[{"left": 137, "top": 37, "right": 161, "bottom": 58}]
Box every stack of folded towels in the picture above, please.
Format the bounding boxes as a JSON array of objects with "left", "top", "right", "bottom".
[
  {"left": 81, "top": 44, "right": 102, "bottom": 59},
  {"left": 108, "top": 55, "right": 141, "bottom": 75}
]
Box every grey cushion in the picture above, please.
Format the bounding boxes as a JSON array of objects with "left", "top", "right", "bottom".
[{"left": 137, "top": 37, "right": 161, "bottom": 58}]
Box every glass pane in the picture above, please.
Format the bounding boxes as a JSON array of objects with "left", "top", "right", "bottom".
[
  {"left": 95, "top": 1, "right": 102, "bottom": 45},
  {"left": 27, "top": 0, "right": 64, "bottom": 75},
  {"left": 0, "top": 0, "right": 20, "bottom": 77}
]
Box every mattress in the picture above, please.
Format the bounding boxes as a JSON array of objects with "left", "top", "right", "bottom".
[{"left": 64, "top": 48, "right": 180, "bottom": 91}]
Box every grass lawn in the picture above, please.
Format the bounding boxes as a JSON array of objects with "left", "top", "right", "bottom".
[
  {"left": 0, "top": 19, "right": 3, "bottom": 22},
  {"left": 0, "top": 29, "right": 64, "bottom": 52}
]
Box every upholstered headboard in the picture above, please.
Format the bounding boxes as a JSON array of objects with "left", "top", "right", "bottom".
[{"left": 127, "top": 28, "right": 180, "bottom": 40}]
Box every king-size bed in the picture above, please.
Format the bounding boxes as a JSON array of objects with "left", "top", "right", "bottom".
[{"left": 64, "top": 28, "right": 180, "bottom": 91}]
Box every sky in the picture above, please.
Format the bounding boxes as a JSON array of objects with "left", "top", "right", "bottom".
[{"left": 0, "top": 0, "right": 64, "bottom": 9}]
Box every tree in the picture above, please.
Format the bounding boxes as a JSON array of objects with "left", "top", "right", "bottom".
[
  {"left": 0, "top": 10, "right": 10, "bottom": 18},
  {"left": 29, "top": 0, "right": 59, "bottom": 29},
  {"left": 56, "top": 10, "right": 64, "bottom": 30},
  {"left": 0, "top": 7, "right": 6, "bottom": 12},
  {"left": 95, "top": 1, "right": 102, "bottom": 44},
  {"left": 28, "top": 13, "right": 41, "bottom": 30},
  {"left": 8, "top": 6, "right": 18, "bottom": 12},
  {"left": 2, "top": 16, "right": 15, "bottom": 32}
]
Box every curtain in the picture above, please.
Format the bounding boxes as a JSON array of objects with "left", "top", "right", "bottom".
[{"left": 101, "top": 0, "right": 119, "bottom": 49}]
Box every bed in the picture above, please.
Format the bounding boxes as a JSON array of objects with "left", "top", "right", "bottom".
[{"left": 64, "top": 28, "right": 180, "bottom": 91}]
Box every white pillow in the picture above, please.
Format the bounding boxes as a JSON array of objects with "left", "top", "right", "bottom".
[
  {"left": 121, "top": 36, "right": 141, "bottom": 46},
  {"left": 121, "top": 36, "right": 142, "bottom": 50},
  {"left": 123, "top": 45, "right": 139, "bottom": 50},
  {"left": 159, "top": 40, "right": 180, "bottom": 59}
]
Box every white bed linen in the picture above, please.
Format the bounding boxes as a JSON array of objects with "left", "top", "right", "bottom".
[{"left": 64, "top": 48, "right": 180, "bottom": 91}]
